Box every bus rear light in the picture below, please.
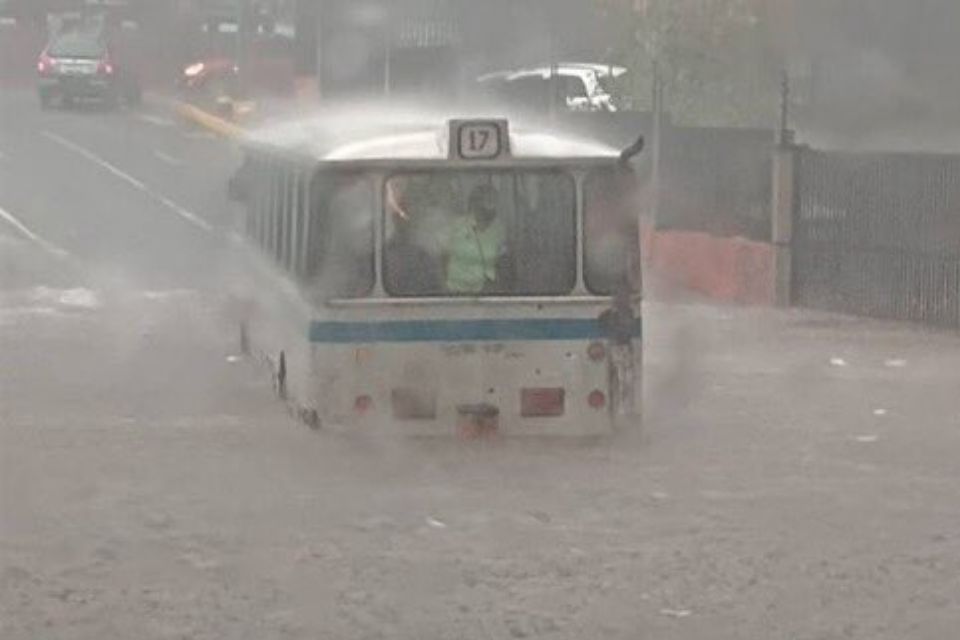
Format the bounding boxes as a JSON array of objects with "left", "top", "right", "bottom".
[
  {"left": 587, "top": 390, "right": 606, "bottom": 410},
  {"left": 354, "top": 394, "right": 373, "bottom": 414},
  {"left": 587, "top": 341, "right": 607, "bottom": 361},
  {"left": 521, "top": 388, "right": 565, "bottom": 417},
  {"left": 391, "top": 388, "right": 436, "bottom": 420}
]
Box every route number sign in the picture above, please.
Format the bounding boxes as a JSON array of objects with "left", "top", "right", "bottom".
[{"left": 456, "top": 122, "right": 503, "bottom": 160}]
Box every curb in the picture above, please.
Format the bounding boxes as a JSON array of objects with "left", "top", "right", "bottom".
[{"left": 170, "top": 99, "right": 245, "bottom": 139}]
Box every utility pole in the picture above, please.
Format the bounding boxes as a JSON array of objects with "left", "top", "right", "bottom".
[
  {"left": 384, "top": 27, "right": 392, "bottom": 96},
  {"left": 778, "top": 68, "right": 794, "bottom": 146},
  {"left": 650, "top": 56, "right": 663, "bottom": 227}
]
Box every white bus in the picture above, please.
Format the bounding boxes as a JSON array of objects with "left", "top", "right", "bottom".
[{"left": 229, "top": 116, "right": 644, "bottom": 437}]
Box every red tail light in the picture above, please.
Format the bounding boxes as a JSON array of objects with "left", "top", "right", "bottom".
[
  {"left": 521, "top": 388, "right": 565, "bottom": 417},
  {"left": 587, "top": 341, "right": 607, "bottom": 362},
  {"left": 587, "top": 390, "right": 607, "bottom": 410},
  {"left": 98, "top": 60, "right": 114, "bottom": 75}
]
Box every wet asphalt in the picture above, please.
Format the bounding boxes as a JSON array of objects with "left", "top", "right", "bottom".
[{"left": 2, "top": 87, "right": 960, "bottom": 640}]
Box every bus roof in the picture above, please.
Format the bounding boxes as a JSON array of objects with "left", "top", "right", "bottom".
[{"left": 245, "top": 111, "right": 620, "bottom": 163}]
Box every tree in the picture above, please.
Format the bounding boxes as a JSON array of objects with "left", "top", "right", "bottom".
[{"left": 597, "top": 0, "right": 781, "bottom": 127}]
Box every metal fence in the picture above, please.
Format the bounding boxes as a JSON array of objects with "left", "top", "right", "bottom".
[
  {"left": 793, "top": 149, "right": 960, "bottom": 327},
  {"left": 657, "top": 126, "right": 774, "bottom": 241},
  {"left": 554, "top": 114, "right": 774, "bottom": 241}
]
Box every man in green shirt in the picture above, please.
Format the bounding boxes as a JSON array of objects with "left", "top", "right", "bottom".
[{"left": 445, "top": 185, "right": 507, "bottom": 294}]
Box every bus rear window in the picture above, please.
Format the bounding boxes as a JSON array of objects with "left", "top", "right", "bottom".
[
  {"left": 384, "top": 171, "right": 576, "bottom": 297},
  {"left": 584, "top": 169, "right": 640, "bottom": 295}
]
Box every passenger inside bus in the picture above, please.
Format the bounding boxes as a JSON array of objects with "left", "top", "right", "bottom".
[
  {"left": 383, "top": 172, "right": 575, "bottom": 297},
  {"left": 443, "top": 184, "right": 508, "bottom": 294}
]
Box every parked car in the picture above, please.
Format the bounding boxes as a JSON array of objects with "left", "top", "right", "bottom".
[
  {"left": 36, "top": 28, "right": 141, "bottom": 109},
  {"left": 177, "top": 14, "right": 295, "bottom": 111},
  {"left": 477, "top": 63, "right": 627, "bottom": 114}
]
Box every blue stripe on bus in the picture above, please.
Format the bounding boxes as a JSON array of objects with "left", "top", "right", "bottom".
[{"left": 308, "top": 318, "right": 642, "bottom": 344}]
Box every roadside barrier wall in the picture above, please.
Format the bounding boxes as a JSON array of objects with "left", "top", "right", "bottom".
[{"left": 642, "top": 223, "right": 777, "bottom": 305}]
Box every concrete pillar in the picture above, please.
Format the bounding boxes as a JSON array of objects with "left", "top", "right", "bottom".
[{"left": 771, "top": 144, "right": 796, "bottom": 307}]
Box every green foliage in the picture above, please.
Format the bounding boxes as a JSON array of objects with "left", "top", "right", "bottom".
[{"left": 597, "top": 0, "right": 782, "bottom": 127}]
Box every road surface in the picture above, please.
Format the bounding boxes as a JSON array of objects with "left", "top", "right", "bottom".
[{"left": 2, "top": 87, "right": 959, "bottom": 640}]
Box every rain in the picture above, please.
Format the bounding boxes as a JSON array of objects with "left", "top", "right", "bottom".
[{"left": 2, "top": 2, "right": 959, "bottom": 639}]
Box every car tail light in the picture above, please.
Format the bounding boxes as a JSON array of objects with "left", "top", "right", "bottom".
[
  {"left": 98, "top": 60, "right": 114, "bottom": 75},
  {"left": 587, "top": 390, "right": 606, "bottom": 410},
  {"left": 183, "top": 62, "right": 205, "bottom": 78},
  {"left": 587, "top": 341, "right": 607, "bottom": 362},
  {"left": 354, "top": 394, "right": 373, "bottom": 414},
  {"left": 391, "top": 388, "right": 436, "bottom": 420},
  {"left": 37, "top": 53, "right": 54, "bottom": 75},
  {"left": 521, "top": 388, "right": 565, "bottom": 417}
]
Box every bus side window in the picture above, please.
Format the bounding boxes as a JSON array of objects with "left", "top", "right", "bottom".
[
  {"left": 293, "top": 172, "right": 310, "bottom": 279},
  {"left": 265, "top": 163, "right": 279, "bottom": 256},
  {"left": 281, "top": 170, "right": 296, "bottom": 272},
  {"left": 253, "top": 159, "right": 272, "bottom": 249},
  {"left": 307, "top": 171, "right": 375, "bottom": 299},
  {"left": 273, "top": 168, "right": 284, "bottom": 265},
  {"left": 287, "top": 169, "right": 302, "bottom": 274},
  {"left": 287, "top": 171, "right": 303, "bottom": 276}
]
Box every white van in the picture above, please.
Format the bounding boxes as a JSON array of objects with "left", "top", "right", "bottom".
[{"left": 477, "top": 62, "right": 627, "bottom": 113}]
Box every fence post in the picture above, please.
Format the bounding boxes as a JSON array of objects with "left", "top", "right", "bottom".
[
  {"left": 650, "top": 59, "right": 663, "bottom": 229},
  {"left": 771, "top": 143, "right": 796, "bottom": 307}
]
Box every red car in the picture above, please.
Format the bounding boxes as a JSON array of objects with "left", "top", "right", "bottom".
[{"left": 177, "top": 17, "right": 294, "bottom": 110}]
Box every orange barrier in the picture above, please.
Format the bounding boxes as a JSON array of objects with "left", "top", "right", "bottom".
[{"left": 642, "top": 224, "right": 776, "bottom": 305}]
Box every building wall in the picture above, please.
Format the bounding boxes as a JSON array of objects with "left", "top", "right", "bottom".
[{"left": 308, "top": 0, "right": 608, "bottom": 100}]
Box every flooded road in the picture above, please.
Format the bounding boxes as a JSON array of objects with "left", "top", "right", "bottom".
[{"left": 2, "top": 87, "right": 960, "bottom": 639}]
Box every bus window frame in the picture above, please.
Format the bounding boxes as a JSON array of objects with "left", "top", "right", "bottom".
[
  {"left": 284, "top": 170, "right": 298, "bottom": 272},
  {"left": 280, "top": 169, "right": 292, "bottom": 266},
  {"left": 266, "top": 163, "right": 279, "bottom": 259},
  {"left": 277, "top": 169, "right": 287, "bottom": 267},
  {"left": 582, "top": 167, "right": 642, "bottom": 297},
  {"left": 237, "top": 146, "right": 638, "bottom": 305},
  {"left": 285, "top": 170, "right": 297, "bottom": 273},
  {"left": 305, "top": 167, "right": 378, "bottom": 299},
  {"left": 380, "top": 168, "right": 579, "bottom": 299},
  {"left": 294, "top": 170, "right": 311, "bottom": 279}
]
